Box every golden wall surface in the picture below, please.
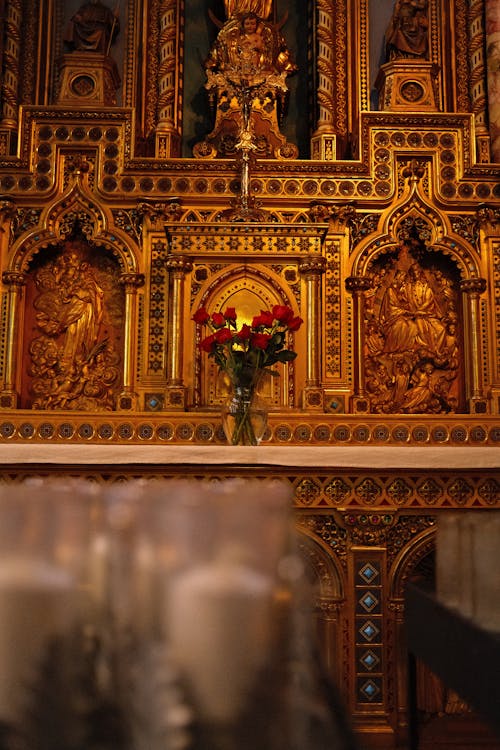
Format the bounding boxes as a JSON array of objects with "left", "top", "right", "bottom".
[{"left": 0, "top": 1, "right": 499, "bottom": 748}]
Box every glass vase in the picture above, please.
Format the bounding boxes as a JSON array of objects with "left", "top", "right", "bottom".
[{"left": 221, "top": 383, "right": 268, "bottom": 446}]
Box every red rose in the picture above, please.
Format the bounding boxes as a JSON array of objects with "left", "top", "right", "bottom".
[
  {"left": 251, "top": 313, "right": 267, "bottom": 328},
  {"left": 224, "top": 307, "right": 237, "bottom": 322},
  {"left": 272, "top": 305, "right": 294, "bottom": 324},
  {"left": 237, "top": 324, "right": 252, "bottom": 340},
  {"left": 259, "top": 310, "right": 275, "bottom": 327},
  {"left": 288, "top": 316, "right": 303, "bottom": 331},
  {"left": 251, "top": 332, "right": 271, "bottom": 350},
  {"left": 215, "top": 327, "right": 234, "bottom": 344},
  {"left": 200, "top": 333, "right": 216, "bottom": 352},
  {"left": 211, "top": 312, "right": 226, "bottom": 328},
  {"left": 193, "top": 307, "right": 210, "bottom": 324}
]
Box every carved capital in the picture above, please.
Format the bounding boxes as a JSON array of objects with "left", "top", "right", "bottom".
[
  {"left": 345, "top": 275, "right": 371, "bottom": 294},
  {"left": 298, "top": 255, "right": 327, "bottom": 275},
  {"left": 316, "top": 598, "right": 343, "bottom": 618},
  {"left": 2, "top": 271, "right": 25, "bottom": 287},
  {"left": 460, "top": 277, "right": 487, "bottom": 295},
  {"left": 475, "top": 204, "right": 500, "bottom": 230},
  {"left": 138, "top": 199, "right": 182, "bottom": 225},
  {"left": 166, "top": 255, "right": 193, "bottom": 275},
  {"left": 119, "top": 273, "right": 145, "bottom": 289},
  {"left": 308, "top": 201, "right": 356, "bottom": 230},
  {"left": 0, "top": 199, "right": 17, "bottom": 225}
]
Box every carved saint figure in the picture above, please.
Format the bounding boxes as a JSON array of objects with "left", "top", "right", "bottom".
[
  {"left": 28, "top": 242, "right": 122, "bottom": 411},
  {"left": 54, "top": 253, "right": 105, "bottom": 369},
  {"left": 64, "top": 0, "right": 119, "bottom": 54},
  {"left": 385, "top": 0, "right": 429, "bottom": 60},
  {"left": 196, "top": 3, "right": 297, "bottom": 159},
  {"left": 205, "top": 11, "right": 296, "bottom": 83},
  {"left": 363, "top": 246, "right": 461, "bottom": 414}
]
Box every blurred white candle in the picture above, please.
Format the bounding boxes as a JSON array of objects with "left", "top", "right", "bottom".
[
  {"left": 0, "top": 558, "right": 77, "bottom": 724},
  {"left": 88, "top": 532, "right": 111, "bottom": 613},
  {"left": 472, "top": 512, "right": 500, "bottom": 631},
  {"left": 436, "top": 512, "right": 462, "bottom": 610},
  {"left": 165, "top": 546, "right": 273, "bottom": 724}
]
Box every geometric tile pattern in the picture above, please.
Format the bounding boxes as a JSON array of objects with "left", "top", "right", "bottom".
[{"left": 355, "top": 557, "right": 383, "bottom": 704}]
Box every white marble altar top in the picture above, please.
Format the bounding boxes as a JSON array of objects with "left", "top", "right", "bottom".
[{"left": 0, "top": 444, "right": 498, "bottom": 470}]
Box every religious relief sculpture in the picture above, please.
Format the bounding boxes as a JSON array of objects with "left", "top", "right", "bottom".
[
  {"left": 363, "top": 243, "right": 461, "bottom": 414},
  {"left": 193, "top": 0, "right": 298, "bottom": 159},
  {"left": 27, "top": 241, "right": 123, "bottom": 411},
  {"left": 64, "top": 0, "right": 120, "bottom": 55},
  {"left": 385, "top": 0, "right": 429, "bottom": 61}
]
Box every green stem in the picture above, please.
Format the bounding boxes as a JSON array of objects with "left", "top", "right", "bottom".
[{"left": 231, "top": 388, "right": 258, "bottom": 445}]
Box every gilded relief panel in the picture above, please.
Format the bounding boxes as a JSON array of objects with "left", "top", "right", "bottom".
[
  {"left": 22, "top": 240, "right": 125, "bottom": 411},
  {"left": 363, "top": 243, "right": 463, "bottom": 414}
]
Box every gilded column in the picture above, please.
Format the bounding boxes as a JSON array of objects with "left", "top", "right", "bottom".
[
  {"left": 345, "top": 275, "right": 371, "bottom": 413},
  {"left": 460, "top": 277, "right": 487, "bottom": 413},
  {"left": 165, "top": 254, "right": 192, "bottom": 409},
  {"left": 0, "top": 0, "right": 22, "bottom": 155},
  {"left": 156, "top": 0, "right": 184, "bottom": 158},
  {"left": 310, "top": 0, "right": 337, "bottom": 160},
  {"left": 299, "top": 255, "right": 326, "bottom": 410},
  {"left": 469, "top": 0, "right": 491, "bottom": 161},
  {"left": 118, "top": 273, "right": 145, "bottom": 411},
  {"left": 485, "top": 0, "right": 500, "bottom": 161},
  {"left": 0, "top": 271, "right": 25, "bottom": 409}
]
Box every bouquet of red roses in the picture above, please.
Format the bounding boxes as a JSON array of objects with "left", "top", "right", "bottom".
[{"left": 193, "top": 304, "right": 303, "bottom": 444}]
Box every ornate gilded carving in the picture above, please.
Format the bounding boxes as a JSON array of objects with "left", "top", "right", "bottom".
[
  {"left": 468, "top": 0, "right": 489, "bottom": 158},
  {"left": 363, "top": 235, "right": 462, "bottom": 414},
  {"left": 476, "top": 204, "right": 500, "bottom": 230},
  {"left": 311, "top": 0, "right": 337, "bottom": 159},
  {"left": 194, "top": 3, "right": 297, "bottom": 159},
  {"left": 2, "top": 271, "right": 25, "bottom": 287},
  {"left": 156, "top": 0, "right": 184, "bottom": 158},
  {"left": 297, "top": 514, "right": 348, "bottom": 570},
  {"left": 26, "top": 241, "right": 123, "bottom": 411},
  {"left": 386, "top": 514, "right": 436, "bottom": 565},
  {"left": 342, "top": 512, "right": 395, "bottom": 545},
  {"left": 0, "top": 0, "right": 22, "bottom": 153}
]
